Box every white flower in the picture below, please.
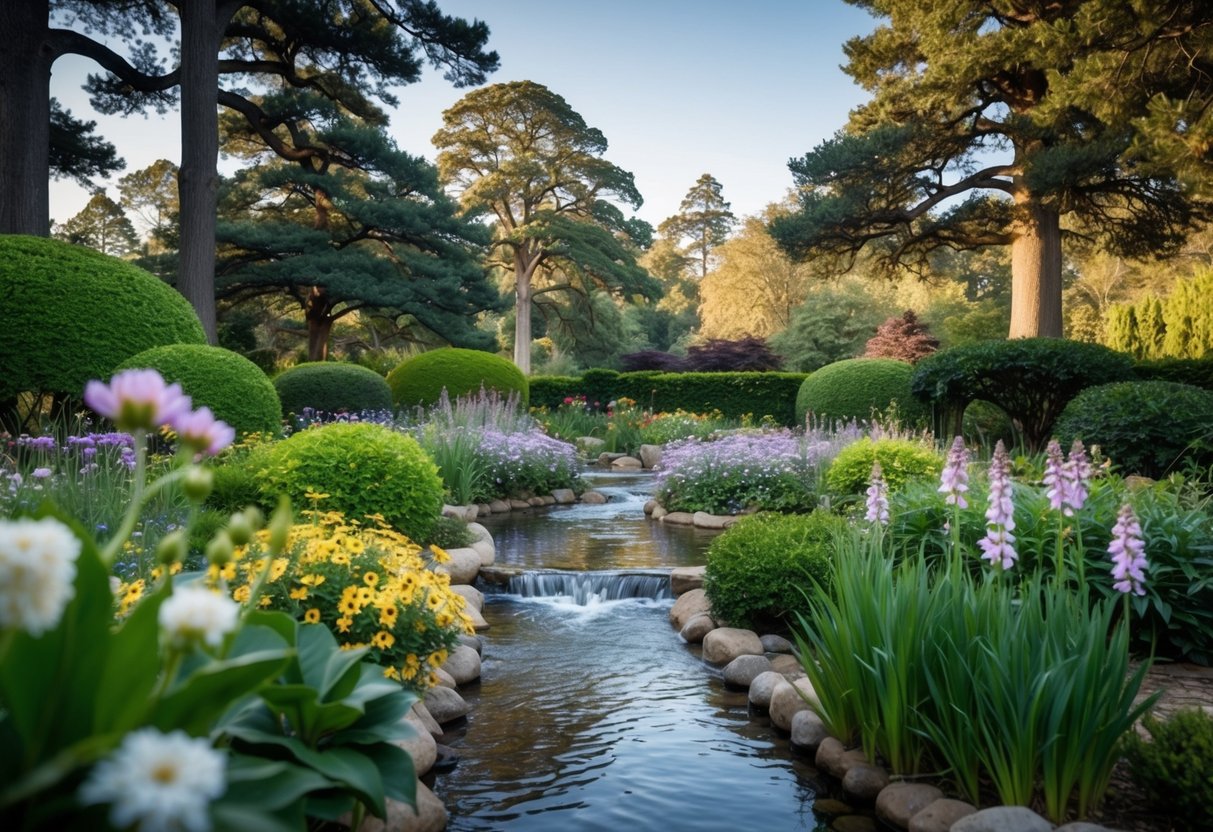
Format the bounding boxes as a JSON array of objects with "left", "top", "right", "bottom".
[
  {"left": 0, "top": 517, "right": 82, "bottom": 636},
  {"left": 80, "top": 728, "right": 226, "bottom": 832},
  {"left": 158, "top": 586, "right": 239, "bottom": 650}
]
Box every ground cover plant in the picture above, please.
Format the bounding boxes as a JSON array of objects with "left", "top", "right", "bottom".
[{"left": 1122, "top": 708, "right": 1213, "bottom": 828}]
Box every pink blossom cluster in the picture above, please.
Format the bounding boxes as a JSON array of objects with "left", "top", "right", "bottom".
[
  {"left": 865, "top": 461, "right": 889, "bottom": 525},
  {"left": 977, "top": 440, "right": 1017, "bottom": 570},
  {"left": 1043, "top": 438, "right": 1092, "bottom": 516},
  {"left": 938, "top": 436, "right": 970, "bottom": 509},
  {"left": 84, "top": 369, "right": 234, "bottom": 458},
  {"left": 1108, "top": 503, "right": 1149, "bottom": 596}
]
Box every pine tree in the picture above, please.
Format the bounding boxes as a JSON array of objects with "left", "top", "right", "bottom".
[
  {"left": 54, "top": 191, "right": 139, "bottom": 257},
  {"left": 659, "top": 173, "right": 735, "bottom": 280}
]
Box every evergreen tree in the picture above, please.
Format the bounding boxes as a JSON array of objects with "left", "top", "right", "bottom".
[
  {"left": 1104, "top": 305, "right": 1142, "bottom": 357},
  {"left": 864, "top": 310, "right": 939, "bottom": 364},
  {"left": 1138, "top": 296, "right": 1168, "bottom": 358},
  {"left": 769, "top": 279, "right": 885, "bottom": 372},
  {"left": 1163, "top": 271, "right": 1213, "bottom": 358},
  {"left": 659, "top": 173, "right": 735, "bottom": 280},
  {"left": 118, "top": 159, "right": 180, "bottom": 252},
  {"left": 54, "top": 191, "right": 139, "bottom": 257}
]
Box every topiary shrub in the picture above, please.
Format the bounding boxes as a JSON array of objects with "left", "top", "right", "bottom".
[
  {"left": 704, "top": 510, "right": 847, "bottom": 631},
  {"left": 0, "top": 235, "right": 206, "bottom": 402},
  {"left": 1134, "top": 357, "right": 1213, "bottom": 392},
  {"left": 1122, "top": 708, "right": 1213, "bottom": 828},
  {"left": 1053, "top": 380, "right": 1213, "bottom": 478},
  {"left": 825, "top": 437, "right": 943, "bottom": 497},
  {"left": 795, "top": 358, "right": 926, "bottom": 426},
  {"left": 117, "top": 344, "right": 282, "bottom": 437},
  {"left": 387, "top": 348, "right": 527, "bottom": 408},
  {"left": 256, "top": 422, "right": 444, "bottom": 542},
  {"left": 273, "top": 362, "right": 392, "bottom": 416}
]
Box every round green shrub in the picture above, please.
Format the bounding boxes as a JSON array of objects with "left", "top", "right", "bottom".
[
  {"left": 704, "top": 510, "right": 847, "bottom": 630},
  {"left": 825, "top": 437, "right": 943, "bottom": 497},
  {"left": 117, "top": 344, "right": 282, "bottom": 437},
  {"left": 1053, "top": 380, "right": 1213, "bottom": 478},
  {"left": 795, "top": 358, "right": 925, "bottom": 426},
  {"left": 0, "top": 235, "right": 206, "bottom": 401},
  {"left": 1123, "top": 708, "right": 1213, "bottom": 827},
  {"left": 387, "top": 348, "right": 528, "bottom": 408},
  {"left": 257, "top": 423, "right": 444, "bottom": 542},
  {"left": 273, "top": 362, "right": 393, "bottom": 416}
]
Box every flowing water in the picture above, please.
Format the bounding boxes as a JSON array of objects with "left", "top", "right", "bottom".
[{"left": 430, "top": 471, "right": 835, "bottom": 832}]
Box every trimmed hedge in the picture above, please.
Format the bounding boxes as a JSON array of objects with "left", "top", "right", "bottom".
[
  {"left": 273, "top": 362, "right": 392, "bottom": 416},
  {"left": 0, "top": 235, "right": 206, "bottom": 401},
  {"left": 795, "top": 358, "right": 925, "bottom": 426},
  {"left": 388, "top": 348, "right": 528, "bottom": 408},
  {"left": 530, "top": 371, "right": 809, "bottom": 426},
  {"left": 1135, "top": 357, "right": 1213, "bottom": 392},
  {"left": 117, "top": 344, "right": 282, "bottom": 436}
]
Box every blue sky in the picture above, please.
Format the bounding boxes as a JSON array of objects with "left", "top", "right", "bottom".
[{"left": 49, "top": 1, "right": 877, "bottom": 230}]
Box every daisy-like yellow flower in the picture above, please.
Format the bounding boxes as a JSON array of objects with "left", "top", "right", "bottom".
[
  {"left": 269, "top": 558, "right": 289, "bottom": 582},
  {"left": 372, "top": 630, "right": 396, "bottom": 650},
  {"left": 429, "top": 545, "right": 450, "bottom": 564},
  {"left": 299, "top": 574, "right": 325, "bottom": 587},
  {"left": 304, "top": 490, "right": 330, "bottom": 500},
  {"left": 304, "top": 608, "right": 321, "bottom": 624},
  {"left": 289, "top": 587, "right": 308, "bottom": 601},
  {"left": 435, "top": 610, "right": 454, "bottom": 628},
  {"left": 355, "top": 586, "right": 374, "bottom": 606},
  {"left": 383, "top": 665, "right": 401, "bottom": 680},
  {"left": 338, "top": 597, "right": 359, "bottom": 616},
  {"left": 330, "top": 552, "right": 350, "bottom": 566},
  {"left": 425, "top": 591, "right": 442, "bottom": 611},
  {"left": 233, "top": 585, "right": 251, "bottom": 603},
  {"left": 427, "top": 648, "right": 448, "bottom": 668},
  {"left": 346, "top": 537, "right": 366, "bottom": 554},
  {"left": 379, "top": 605, "right": 398, "bottom": 628},
  {"left": 123, "top": 579, "right": 145, "bottom": 605},
  {"left": 362, "top": 571, "right": 379, "bottom": 587},
  {"left": 335, "top": 616, "right": 353, "bottom": 633}
]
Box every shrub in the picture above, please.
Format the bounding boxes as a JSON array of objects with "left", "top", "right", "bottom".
[
  {"left": 796, "top": 358, "right": 926, "bottom": 426},
  {"left": 1053, "top": 381, "right": 1213, "bottom": 478},
  {"left": 1122, "top": 708, "right": 1213, "bottom": 827},
  {"left": 0, "top": 235, "right": 205, "bottom": 402},
  {"left": 620, "top": 350, "right": 688, "bottom": 372},
  {"left": 116, "top": 344, "right": 283, "bottom": 436},
  {"left": 704, "top": 510, "right": 847, "bottom": 630},
  {"left": 825, "top": 437, "right": 942, "bottom": 497},
  {"left": 684, "top": 336, "right": 783, "bottom": 371},
  {"left": 863, "top": 310, "right": 939, "bottom": 363},
  {"left": 387, "top": 348, "right": 527, "bottom": 408},
  {"left": 1134, "top": 357, "right": 1213, "bottom": 391},
  {"left": 273, "top": 362, "right": 393, "bottom": 416},
  {"left": 429, "top": 515, "right": 475, "bottom": 550},
  {"left": 257, "top": 423, "right": 444, "bottom": 542},
  {"left": 910, "top": 338, "right": 1135, "bottom": 450}
]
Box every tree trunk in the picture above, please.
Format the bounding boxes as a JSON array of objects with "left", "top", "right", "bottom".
[
  {"left": 514, "top": 262, "right": 532, "bottom": 374},
  {"left": 0, "top": 1, "right": 51, "bottom": 235},
  {"left": 1008, "top": 196, "right": 1063, "bottom": 338},
  {"left": 306, "top": 286, "right": 334, "bottom": 361}
]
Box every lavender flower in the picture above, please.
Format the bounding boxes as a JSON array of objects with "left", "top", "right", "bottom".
[
  {"left": 1043, "top": 439, "right": 1067, "bottom": 513},
  {"left": 172, "top": 407, "right": 235, "bottom": 458},
  {"left": 938, "top": 436, "right": 969, "bottom": 509},
  {"left": 865, "top": 460, "right": 889, "bottom": 525},
  {"left": 977, "top": 440, "right": 1017, "bottom": 570},
  {"left": 85, "top": 369, "right": 192, "bottom": 432},
  {"left": 1063, "top": 439, "right": 1092, "bottom": 514},
  {"left": 31, "top": 467, "right": 52, "bottom": 479},
  {"left": 1108, "top": 503, "right": 1148, "bottom": 596}
]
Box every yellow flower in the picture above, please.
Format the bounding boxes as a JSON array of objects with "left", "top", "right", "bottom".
[
  {"left": 346, "top": 538, "right": 365, "bottom": 554},
  {"left": 335, "top": 616, "right": 353, "bottom": 633},
  {"left": 299, "top": 574, "right": 326, "bottom": 587},
  {"left": 289, "top": 587, "right": 309, "bottom": 601},
  {"left": 304, "top": 490, "right": 330, "bottom": 500},
  {"left": 362, "top": 571, "right": 379, "bottom": 587},
  {"left": 270, "top": 558, "right": 289, "bottom": 582},
  {"left": 425, "top": 591, "right": 442, "bottom": 610},
  {"left": 379, "top": 605, "right": 398, "bottom": 628},
  {"left": 219, "top": 562, "right": 237, "bottom": 582},
  {"left": 427, "top": 649, "right": 448, "bottom": 668},
  {"left": 435, "top": 610, "right": 454, "bottom": 628},
  {"left": 331, "top": 552, "right": 350, "bottom": 566},
  {"left": 304, "top": 608, "right": 321, "bottom": 624},
  {"left": 338, "top": 597, "right": 360, "bottom": 616},
  {"left": 258, "top": 596, "right": 271, "bottom": 608},
  {"left": 122, "top": 579, "right": 145, "bottom": 605},
  {"left": 355, "top": 587, "right": 374, "bottom": 606},
  {"left": 430, "top": 545, "right": 450, "bottom": 564},
  {"left": 383, "top": 666, "right": 401, "bottom": 680},
  {"left": 372, "top": 630, "right": 396, "bottom": 649},
  {"left": 233, "top": 585, "right": 251, "bottom": 603}
]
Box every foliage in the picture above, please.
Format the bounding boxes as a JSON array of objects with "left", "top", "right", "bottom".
[
  {"left": 961, "top": 400, "right": 1017, "bottom": 447},
  {"left": 0, "top": 235, "right": 205, "bottom": 403},
  {"left": 1134, "top": 357, "right": 1213, "bottom": 391},
  {"left": 795, "top": 358, "right": 926, "bottom": 427},
  {"left": 864, "top": 310, "right": 939, "bottom": 363},
  {"left": 387, "top": 348, "right": 528, "bottom": 409},
  {"left": 1122, "top": 709, "right": 1213, "bottom": 828},
  {"left": 910, "top": 338, "right": 1135, "bottom": 449},
  {"left": 684, "top": 336, "right": 783, "bottom": 371},
  {"left": 704, "top": 511, "right": 846, "bottom": 631},
  {"left": 1106, "top": 271, "right": 1213, "bottom": 360},
  {"left": 770, "top": 278, "right": 887, "bottom": 372},
  {"left": 1054, "top": 381, "right": 1213, "bottom": 478},
  {"left": 53, "top": 191, "right": 140, "bottom": 257},
  {"left": 658, "top": 173, "right": 735, "bottom": 280},
  {"left": 257, "top": 423, "right": 444, "bottom": 543},
  {"left": 429, "top": 515, "right": 474, "bottom": 550},
  {"left": 619, "top": 350, "right": 689, "bottom": 372},
  {"left": 117, "top": 344, "right": 283, "bottom": 437},
  {"left": 117, "top": 159, "right": 180, "bottom": 252},
  {"left": 825, "top": 437, "right": 942, "bottom": 498},
  {"left": 273, "top": 362, "right": 393, "bottom": 417}
]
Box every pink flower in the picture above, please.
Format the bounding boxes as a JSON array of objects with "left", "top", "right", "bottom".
[
  {"left": 173, "top": 407, "right": 235, "bottom": 458},
  {"left": 84, "top": 370, "right": 192, "bottom": 432},
  {"left": 938, "top": 436, "right": 969, "bottom": 509},
  {"left": 978, "top": 440, "right": 1017, "bottom": 570},
  {"left": 865, "top": 460, "right": 889, "bottom": 525},
  {"left": 1108, "top": 503, "right": 1148, "bottom": 596},
  {"left": 1043, "top": 439, "right": 1067, "bottom": 513},
  {"left": 1063, "top": 439, "right": 1092, "bottom": 513}
]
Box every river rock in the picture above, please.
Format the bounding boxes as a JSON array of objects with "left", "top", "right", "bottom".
[
  {"left": 540, "top": 495, "right": 556, "bottom": 505},
  {"left": 651, "top": 505, "right": 668, "bottom": 520},
  {"left": 397, "top": 711, "right": 437, "bottom": 776},
  {"left": 679, "top": 612, "right": 716, "bottom": 644},
  {"left": 354, "top": 783, "right": 447, "bottom": 832},
  {"left": 951, "top": 807, "right": 1053, "bottom": 832},
  {"left": 639, "top": 444, "right": 663, "bottom": 469},
  {"left": 577, "top": 436, "right": 606, "bottom": 455},
  {"left": 843, "top": 764, "right": 890, "bottom": 803},
  {"left": 643, "top": 499, "right": 657, "bottom": 514},
  {"left": 435, "top": 547, "right": 480, "bottom": 585},
  {"left": 908, "top": 799, "right": 977, "bottom": 832},
  {"left": 489, "top": 499, "right": 511, "bottom": 513},
  {"left": 441, "top": 644, "right": 482, "bottom": 685},
  {"left": 692, "top": 511, "right": 732, "bottom": 530},
  {"left": 769, "top": 653, "right": 804, "bottom": 678},
  {"left": 509, "top": 498, "right": 531, "bottom": 510},
  {"left": 580, "top": 490, "right": 608, "bottom": 505},
  {"left": 552, "top": 488, "right": 576, "bottom": 504},
  {"left": 789, "top": 709, "right": 829, "bottom": 752},
  {"left": 815, "top": 737, "right": 846, "bottom": 773},
  {"left": 723, "top": 654, "right": 773, "bottom": 688},
  {"left": 875, "top": 783, "right": 944, "bottom": 830},
  {"left": 451, "top": 584, "right": 484, "bottom": 612},
  {"left": 523, "top": 496, "right": 542, "bottom": 507},
  {"left": 670, "top": 565, "right": 706, "bottom": 595},
  {"left": 477, "top": 503, "right": 492, "bottom": 517},
  {"left": 597, "top": 452, "right": 627, "bottom": 465},
  {"left": 769, "top": 677, "right": 819, "bottom": 731},
  {"left": 411, "top": 701, "right": 443, "bottom": 738},
  {"left": 433, "top": 667, "right": 457, "bottom": 689},
  {"left": 669, "top": 588, "right": 711, "bottom": 628},
  {"left": 456, "top": 634, "right": 482, "bottom": 655},
  {"left": 660, "top": 511, "right": 695, "bottom": 526},
  {"left": 831, "top": 816, "right": 878, "bottom": 832},
  {"left": 423, "top": 685, "right": 470, "bottom": 725},
  {"left": 748, "top": 670, "right": 784, "bottom": 709},
  {"left": 463, "top": 604, "right": 490, "bottom": 632},
  {"left": 441, "top": 504, "right": 473, "bottom": 521},
  {"left": 702, "top": 627, "right": 764, "bottom": 665},
  {"left": 1055, "top": 824, "right": 1120, "bottom": 832},
  {"left": 611, "top": 455, "right": 643, "bottom": 469},
  {"left": 760, "top": 634, "right": 794, "bottom": 654}
]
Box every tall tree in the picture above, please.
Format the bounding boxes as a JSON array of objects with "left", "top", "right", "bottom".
[
  {"left": 118, "top": 159, "right": 180, "bottom": 251},
  {"left": 659, "top": 173, "right": 735, "bottom": 280},
  {"left": 433, "top": 80, "right": 660, "bottom": 373},
  {"left": 54, "top": 190, "right": 140, "bottom": 256},
  {"left": 770, "top": 1, "right": 1213, "bottom": 340}
]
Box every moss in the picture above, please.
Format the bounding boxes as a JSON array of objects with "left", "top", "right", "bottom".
[
  {"left": 273, "top": 362, "right": 392, "bottom": 416},
  {"left": 796, "top": 358, "right": 925, "bottom": 426},
  {"left": 387, "top": 348, "right": 528, "bottom": 408}
]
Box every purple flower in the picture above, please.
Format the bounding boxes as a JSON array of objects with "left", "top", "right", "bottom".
[
  {"left": 938, "top": 436, "right": 969, "bottom": 509},
  {"left": 172, "top": 407, "right": 235, "bottom": 458},
  {"left": 84, "top": 370, "right": 192, "bottom": 432},
  {"left": 1063, "top": 439, "right": 1091, "bottom": 514},
  {"left": 31, "top": 467, "right": 52, "bottom": 480},
  {"left": 977, "top": 440, "right": 1017, "bottom": 570},
  {"left": 1043, "top": 439, "right": 1067, "bottom": 513},
  {"left": 1108, "top": 503, "right": 1148, "bottom": 596},
  {"left": 865, "top": 461, "right": 889, "bottom": 525}
]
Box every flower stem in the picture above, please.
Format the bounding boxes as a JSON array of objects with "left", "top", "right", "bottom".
[{"left": 100, "top": 428, "right": 148, "bottom": 566}]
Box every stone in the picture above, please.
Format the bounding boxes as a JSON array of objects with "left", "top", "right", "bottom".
[
  {"left": 397, "top": 711, "right": 437, "bottom": 776},
  {"left": 470, "top": 539, "right": 495, "bottom": 566},
  {"left": 576, "top": 436, "right": 605, "bottom": 454},
  {"left": 580, "top": 490, "right": 608, "bottom": 505},
  {"left": 489, "top": 499, "right": 511, "bottom": 513},
  {"left": 450, "top": 584, "right": 484, "bottom": 612},
  {"left": 456, "top": 633, "right": 482, "bottom": 655},
  {"left": 355, "top": 783, "right": 447, "bottom": 832},
  {"left": 723, "top": 654, "right": 774, "bottom": 689},
  {"left": 435, "top": 547, "right": 480, "bottom": 585},
  {"left": 441, "top": 644, "right": 482, "bottom": 685},
  {"left": 540, "top": 495, "right": 556, "bottom": 505},
  {"left": 748, "top": 670, "right": 784, "bottom": 709},
  {"left": 466, "top": 521, "right": 491, "bottom": 542},
  {"left": 669, "top": 588, "right": 711, "bottom": 629},
  {"left": 692, "top": 511, "right": 732, "bottom": 530},
  {"left": 638, "top": 444, "right": 663, "bottom": 469},
  {"left": 769, "top": 653, "right": 805, "bottom": 678},
  {"left": 660, "top": 511, "right": 695, "bottom": 526},
  {"left": 679, "top": 613, "right": 716, "bottom": 644},
  {"left": 643, "top": 499, "right": 657, "bottom": 515},
  {"left": 596, "top": 452, "right": 626, "bottom": 465},
  {"left": 464, "top": 605, "right": 490, "bottom": 632},
  {"left": 769, "top": 677, "right": 820, "bottom": 731},
  {"left": 670, "top": 565, "right": 706, "bottom": 595},
  {"left": 789, "top": 709, "right": 830, "bottom": 752},
  {"left": 909, "top": 799, "right": 978, "bottom": 832},
  {"left": 477, "top": 503, "right": 492, "bottom": 517},
  {"left": 815, "top": 737, "right": 846, "bottom": 772},
  {"left": 527, "top": 496, "right": 546, "bottom": 507},
  {"left": 509, "top": 498, "right": 531, "bottom": 510},
  {"left": 433, "top": 667, "right": 457, "bottom": 689},
  {"left": 651, "top": 505, "right": 668, "bottom": 520},
  {"left": 611, "top": 455, "right": 643, "bottom": 469},
  {"left": 423, "top": 685, "right": 470, "bottom": 725},
  {"left": 441, "top": 504, "right": 467, "bottom": 520},
  {"left": 1055, "top": 824, "right": 1119, "bottom": 832},
  {"left": 951, "top": 807, "right": 1054, "bottom": 832},
  {"left": 411, "top": 701, "right": 443, "bottom": 738},
  {"left": 551, "top": 488, "right": 576, "bottom": 504},
  {"left": 842, "top": 764, "right": 889, "bottom": 803},
  {"left": 760, "top": 634, "right": 794, "bottom": 654},
  {"left": 702, "top": 627, "right": 765, "bottom": 665},
  {"left": 813, "top": 799, "right": 854, "bottom": 815},
  {"left": 875, "top": 783, "right": 944, "bottom": 830},
  {"left": 831, "top": 816, "right": 878, "bottom": 832}
]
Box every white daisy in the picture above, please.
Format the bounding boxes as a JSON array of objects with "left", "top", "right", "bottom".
[
  {"left": 158, "top": 586, "right": 239, "bottom": 650},
  {"left": 0, "top": 517, "right": 81, "bottom": 636}
]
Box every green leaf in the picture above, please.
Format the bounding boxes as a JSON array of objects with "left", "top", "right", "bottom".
[
  {"left": 152, "top": 647, "right": 290, "bottom": 735},
  {"left": 296, "top": 622, "right": 366, "bottom": 700},
  {"left": 94, "top": 577, "right": 169, "bottom": 733}
]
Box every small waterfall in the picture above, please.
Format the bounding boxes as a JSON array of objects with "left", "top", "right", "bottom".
[{"left": 505, "top": 569, "right": 672, "bottom": 604}]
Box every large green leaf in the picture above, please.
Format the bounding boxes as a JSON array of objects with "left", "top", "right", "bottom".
[
  {"left": 93, "top": 577, "right": 169, "bottom": 733},
  {"left": 360, "top": 742, "right": 417, "bottom": 807},
  {"left": 297, "top": 624, "right": 366, "bottom": 700},
  {"left": 152, "top": 641, "right": 290, "bottom": 735}
]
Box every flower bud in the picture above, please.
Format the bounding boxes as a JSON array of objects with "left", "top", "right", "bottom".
[
  {"left": 226, "top": 512, "right": 254, "bottom": 546},
  {"left": 156, "top": 530, "right": 188, "bottom": 566},
  {"left": 183, "top": 466, "right": 214, "bottom": 503},
  {"left": 268, "top": 497, "right": 292, "bottom": 555},
  {"left": 241, "top": 506, "right": 265, "bottom": 533},
  {"left": 206, "top": 530, "right": 235, "bottom": 567}
]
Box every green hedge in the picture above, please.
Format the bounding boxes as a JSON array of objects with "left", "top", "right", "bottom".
[
  {"left": 1135, "top": 357, "right": 1213, "bottom": 392},
  {"left": 387, "top": 348, "right": 528, "bottom": 408},
  {"left": 273, "top": 362, "right": 392, "bottom": 416},
  {"left": 0, "top": 235, "right": 206, "bottom": 401},
  {"left": 529, "top": 371, "right": 809, "bottom": 425},
  {"left": 795, "top": 358, "right": 925, "bottom": 426}
]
